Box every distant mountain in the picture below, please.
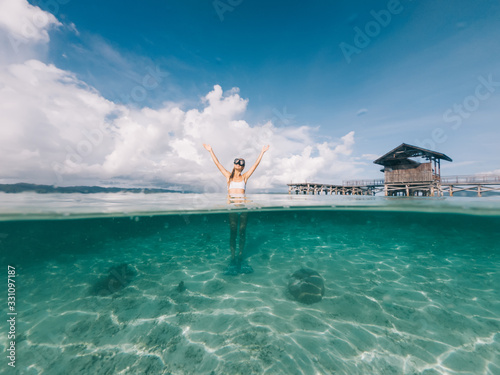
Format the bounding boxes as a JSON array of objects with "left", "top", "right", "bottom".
[{"left": 0, "top": 183, "right": 192, "bottom": 194}]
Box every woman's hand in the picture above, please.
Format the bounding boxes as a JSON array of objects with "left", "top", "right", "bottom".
[
  {"left": 203, "top": 143, "right": 212, "bottom": 152},
  {"left": 262, "top": 145, "right": 270, "bottom": 153}
]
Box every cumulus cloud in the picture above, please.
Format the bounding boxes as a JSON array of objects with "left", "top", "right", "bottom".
[
  {"left": 0, "top": 0, "right": 61, "bottom": 68},
  {"left": 0, "top": 0, "right": 363, "bottom": 192},
  {"left": 0, "top": 0, "right": 60, "bottom": 47},
  {"left": 0, "top": 58, "right": 360, "bottom": 190}
]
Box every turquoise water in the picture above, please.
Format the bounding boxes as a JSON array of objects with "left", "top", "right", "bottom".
[{"left": 1, "top": 193, "right": 500, "bottom": 375}]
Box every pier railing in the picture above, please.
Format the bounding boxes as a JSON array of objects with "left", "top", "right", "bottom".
[
  {"left": 341, "top": 179, "right": 384, "bottom": 187},
  {"left": 342, "top": 175, "right": 500, "bottom": 186},
  {"left": 288, "top": 174, "right": 500, "bottom": 197},
  {"left": 440, "top": 174, "right": 500, "bottom": 184},
  {"left": 441, "top": 174, "right": 500, "bottom": 184}
]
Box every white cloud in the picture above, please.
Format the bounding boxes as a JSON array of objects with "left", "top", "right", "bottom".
[
  {"left": 66, "top": 22, "right": 79, "bottom": 36},
  {"left": 0, "top": 58, "right": 361, "bottom": 190},
  {"left": 0, "top": 0, "right": 60, "bottom": 45},
  {"left": 0, "top": 0, "right": 61, "bottom": 67}
]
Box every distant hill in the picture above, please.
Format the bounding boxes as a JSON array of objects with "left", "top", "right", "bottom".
[{"left": 0, "top": 183, "right": 190, "bottom": 194}]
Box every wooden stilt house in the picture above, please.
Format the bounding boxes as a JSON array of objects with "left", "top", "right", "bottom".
[{"left": 374, "top": 143, "right": 452, "bottom": 196}]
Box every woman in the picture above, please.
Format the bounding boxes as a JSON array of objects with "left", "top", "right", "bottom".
[{"left": 203, "top": 144, "right": 270, "bottom": 274}]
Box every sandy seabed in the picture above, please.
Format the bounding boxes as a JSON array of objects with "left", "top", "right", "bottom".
[{"left": 6, "top": 211, "right": 500, "bottom": 375}]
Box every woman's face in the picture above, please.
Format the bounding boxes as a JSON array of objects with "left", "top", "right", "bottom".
[{"left": 234, "top": 158, "right": 245, "bottom": 170}]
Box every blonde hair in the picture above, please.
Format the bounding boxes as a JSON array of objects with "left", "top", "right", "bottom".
[
  {"left": 227, "top": 167, "right": 237, "bottom": 188},
  {"left": 227, "top": 159, "right": 244, "bottom": 187}
]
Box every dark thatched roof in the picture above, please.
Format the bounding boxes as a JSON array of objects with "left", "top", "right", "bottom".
[{"left": 373, "top": 143, "right": 452, "bottom": 166}]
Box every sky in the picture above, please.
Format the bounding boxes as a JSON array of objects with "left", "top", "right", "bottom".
[{"left": 0, "top": 0, "right": 499, "bottom": 192}]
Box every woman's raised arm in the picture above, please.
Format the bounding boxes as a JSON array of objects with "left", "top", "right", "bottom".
[
  {"left": 243, "top": 145, "right": 269, "bottom": 180},
  {"left": 203, "top": 144, "right": 230, "bottom": 178}
]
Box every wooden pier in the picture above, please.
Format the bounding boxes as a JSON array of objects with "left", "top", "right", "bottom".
[
  {"left": 288, "top": 144, "right": 500, "bottom": 197},
  {"left": 287, "top": 182, "right": 383, "bottom": 196},
  {"left": 288, "top": 175, "right": 500, "bottom": 197}
]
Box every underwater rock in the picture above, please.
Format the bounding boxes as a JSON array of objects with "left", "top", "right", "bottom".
[
  {"left": 91, "top": 263, "right": 135, "bottom": 296},
  {"left": 287, "top": 268, "right": 325, "bottom": 304},
  {"left": 177, "top": 281, "right": 186, "bottom": 293}
]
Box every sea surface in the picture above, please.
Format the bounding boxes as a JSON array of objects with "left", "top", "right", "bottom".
[{"left": 1, "top": 193, "right": 500, "bottom": 375}]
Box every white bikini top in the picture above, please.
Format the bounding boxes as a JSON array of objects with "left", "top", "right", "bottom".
[{"left": 228, "top": 178, "right": 246, "bottom": 191}]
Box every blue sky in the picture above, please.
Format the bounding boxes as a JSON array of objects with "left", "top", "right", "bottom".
[{"left": 0, "top": 0, "right": 499, "bottom": 191}]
